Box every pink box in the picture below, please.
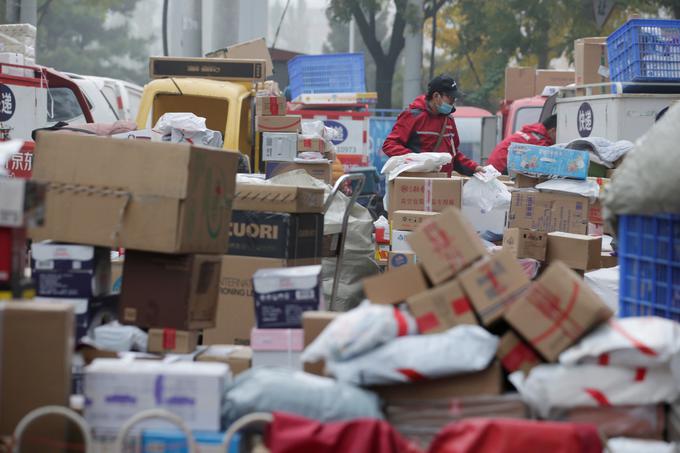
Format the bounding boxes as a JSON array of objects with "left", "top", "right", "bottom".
[{"left": 250, "top": 328, "right": 304, "bottom": 352}]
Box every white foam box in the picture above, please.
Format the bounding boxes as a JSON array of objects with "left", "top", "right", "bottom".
[
  {"left": 262, "top": 132, "right": 297, "bottom": 162},
  {"left": 84, "top": 359, "right": 230, "bottom": 433},
  {"left": 250, "top": 328, "right": 303, "bottom": 370}
]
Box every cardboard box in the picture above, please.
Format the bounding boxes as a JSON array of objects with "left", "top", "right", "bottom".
[
  {"left": 391, "top": 229, "right": 413, "bottom": 253},
  {"left": 84, "top": 359, "right": 229, "bottom": 433},
  {"left": 458, "top": 250, "right": 530, "bottom": 326},
  {"left": 302, "top": 311, "right": 340, "bottom": 375},
  {"left": 497, "top": 330, "right": 542, "bottom": 375},
  {"left": 35, "top": 294, "right": 118, "bottom": 342},
  {"left": 111, "top": 128, "right": 164, "bottom": 142},
  {"left": 0, "top": 302, "right": 73, "bottom": 437},
  {"left": 234, "top": 182, "right": 324, "bottom": 213},
  {"left": 406, "top": 278, "right": 477, "bottom": 334},
  {"left": 147, "top": 329, "right": 199, "bottom": 354},
  {"left": 262, "top": 132, "right": 298, "bottom": 162},
  {"left": 406, "top": 207, "right": 487, "bottom": 285},
  {"left": 508, "top": 143, "right": 589, "bottom": 179},
  {"left": 502, "top": 228, "right": 547, "bottom": 261},
  {"left": 29, "top": 134, "right": 239, "bottom": 254},
  {"left": 149, "top": 56, "right": 266, "bottom": 81},
  {"left": 391, "top": 210, "right": 440, "bottom": 231},
  {"left": 504, "top": 261, "right": 613, "bottom": 362},
  {"left": 552, "top": 404, "right": 665, "bottom": 440},
  {"left": 389, "top": 177, "right": 463, "bottom": 215},
  {"left": 251, "top": 328, "right": 303, "bottom": 370},
  {"left": 373, "top": 361, "right": 503, "bottom": 402},
  {"left": 120, "top": 252, "right": 222, "bottom": 330},
  {"left": 265, "top": 161, "right": 332, "bottom": 183},
  {"left": 575, "top": 37, "right": 609, "bottom": 91},
  {"left": 388, "top": 251, "right": 416, "bottom": 270},
  {"left": 601, "top": 252, "right": 618, "bottom": 268},
  {"left": 297, "top": 135, "right": 327, "bottom": 153},
  {"left": 514, "top": 174, "right": 548, "bottom": 189},
  {"left": 535, "top": 69, "right": 575, "bottom": 95},
  {"left": 256, "top": 115, "right": 301, "bottom": 133},
  {"left": 505, "top": 67, "right": 536, "bottom": 102},
  {"left": 508, "top": 191, "right": 589, "bottom": 234},
  {"left": 547, "top": 232, "right": 602, "bottom": 271},
  {"left": 204, "top": 256, "right": 286, "bottom": 346},
  {"left": 228, "top": 210, "right": 323, "bottom": 260},
  {"left": 362, "top": 263, "right": 429, "bottom": 305},
  {"left": 31, "top": 243, "right": 111, "bottom": 298},
  {"left": 205, "top": 37, "right": 274, "bottom": 77},
  {"left": 256, "top": 95, "right": 287, "bottom": 116},
  {"left": 195, "top": 345, "right": 252, "bottom": 376},
  {"left": 253, "top": 265, "right": 322, "bottom": 328}
]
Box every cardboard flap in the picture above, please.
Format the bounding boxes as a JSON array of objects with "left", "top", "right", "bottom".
[
  {"left": 233, "top": 183, "right": 324, "bottom": 213},
  {"left": 33, "top": 134, "right": 193, "bottom": 199}
]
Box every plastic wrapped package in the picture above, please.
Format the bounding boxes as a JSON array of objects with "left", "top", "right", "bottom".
[
  {"left": 604, "top": 102, "right": 680, "bottom": 223},
  {"left": 510, "top": 364, "right": 680, "bottom": 418},
  {"left": 92, "top": 321, "right": 148, "bottom": 352},
  {"left": 548, "top": 404, "right": 666, "bottom": 440},
  {"left": 535, "top": 179, "right": 600, "bottom": 201},
  {"left": 380, "top": 152, "right": 452, "bottom": 182},
  {"left": 301, "top": 301, "right": 417, "bottom": 364},
  {"left": 222, "top": 368, "right": 384, "bottom": 425},
  {"left": 462, "top": 168, "right": 511, "bottom": 214},
  {"left": 327, "top": 325, "right": 498, "bottom": 386},
  {"left": 559, "top": 317, "right": 680, "bottom": 371},
  {"left": 607, "top": 438, "right": 677, "bottom": 453},
  {"left": 154, "top": 112, "right": 223, "bottom": 148},
  {"left": 563, "top": 137, "right": 634, "bottom": 168},
  {"left": 584, "top": 267, "right": 619, "bottom": 313}
]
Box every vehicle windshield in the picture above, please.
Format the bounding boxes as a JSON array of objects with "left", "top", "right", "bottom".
[
  {"left": 47, "top": 87, "right": 87, "bottom": 123},
  {"left": 513, "top": 106, "right": 542, "bottom": 132}
]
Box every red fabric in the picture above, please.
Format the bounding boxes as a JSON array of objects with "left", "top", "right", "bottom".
[
  {"left": 266, "top": 412, "right": 423, "bottom": 453},
  {"left": 487, "top": 123, "right": 553, "bottom": 174},
  {"left": 382, "top": 95, "right": 479, "bottom": 176},
  {"left": 428, "top": 418, "right": 603, "bottom": 453}
]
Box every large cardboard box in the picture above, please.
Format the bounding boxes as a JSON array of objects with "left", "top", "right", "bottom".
[
  {"left": 504, "top": 261, "right": 613, "bottom": 362},
  {"left": 204, "top": 256, "right": 286, "bottom": 346},
  {"left": 297, "top": 136, "right": 327, "bottom": 153},
  {"left": 206, "top": 37, "right": 274, "bottom": 77},
  {"left": 514, "top": 174, "right": 548, "bottom": 189},
  {"left": 406, "top": 278, "right": 477, "bottom": 334},
  {"left": 120, "top": 252, "right": 221, "bottom": 330},
  {"left": 256, "top": 115, "right": 301, "bottom": 133},
  {"left": 234, "top": 182, "right": 324, "bottom": 213},
  {"left": 502, "top": 228, "right": 547, "bottom": 261},
  {"left": 389, "top": 177, "right": 463, "bottom": 215},
  {"left": 497, "top": 330, "right": 542, "bottom": 375},
  {"left": 363, "top": 263, "right": 429, "bottom": 305},
  {"left": 575, "top": 37, "right": 609, "bottom": 90},
  {"left": 458, "top": 250, "right": 530, "bottom": 326},
  {"left": 0, "top": 302, "right": 73, "bottom": 436},
  {"left": 508, "top": 143, "right": 589, "bottom": 179},
  {"left": 262, "top": 132, "right": 298, "bottom": 162},
  {"left": 228, "top": 210, "right": 323, "bottom": 260},
  {"left": 508, "top": 191, "right": 589, "bottom": 234},
  {"left": 547, "top": 232, "right": 602, "bottom": 270},
  {"left": 255, "top": 95, "right": 287, "bottom": 116},
  {"left": 302, "top": 311, "right": 340, "bottom": 375},
  {"left": 534, "top": 69, "right": 575, "bottom": 95},
  {"left": 31, "top": 243, "right": 111, "bottom": 298},
  {"left": 388, "top": 251, "right": 417, "bottom": 269},
  {"left": 372, "top": 361, "right": 503, "bottom": 402},
  {"left": 30, "top": 134, "right": 238, "bottom": 254},
  {"left": 265, "top": 161, "right": 332, "bottom": 183},
  {"left": 406, "top": 207, "right": 487, "bottom": 285},
  {"left": 391, "top": 210, "right": 440, "bottom": 231},
  {"left": 505, "top": 67, "right": 536, "bottom": 101},
  {"left": 147, "top": 329, "right": 199, "bottom": 354},
  {"left": 195, "top": 345, "right": 252, "bottom": 376},
  {"left": 84, "top": 359, "right": 229, "bottom": 433},
  {"left": 149, "top": 56, "right": 266, "bottom": 82}
]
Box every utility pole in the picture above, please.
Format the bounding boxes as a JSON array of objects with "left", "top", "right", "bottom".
[
  {"left": 402, "top": 0, "right": 424, "bottom": 107},
  {"left": 5, "top": 0, "right": 36, "bottom": 25}
]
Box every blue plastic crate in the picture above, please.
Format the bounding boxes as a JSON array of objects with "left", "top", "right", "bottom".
[
  {"left": 607, "top": 19, "right": 680, "bottom": 82},
  {"left": 288, "top": 53, "right": 366, "bottom": 100},
  {"left": 619, "top": 214, "right": 680, "bottom": 320}
]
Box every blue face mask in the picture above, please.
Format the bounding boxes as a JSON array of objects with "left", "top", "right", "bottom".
[{"left": 437, "top": 102, "right": 454, "bottom": 115}]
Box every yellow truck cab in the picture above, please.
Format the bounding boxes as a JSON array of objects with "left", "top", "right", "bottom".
[{"left": 135, "top": 57, "right": 265, "bottom": 168}]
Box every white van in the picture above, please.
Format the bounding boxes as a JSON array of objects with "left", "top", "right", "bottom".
[{"left": 63, "top": 73, "right": 143, "bottom": 122}]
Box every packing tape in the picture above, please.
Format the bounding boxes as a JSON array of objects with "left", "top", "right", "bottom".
[
  {"left": 163, "top": 329, "right": 177, "bottom": 350},
  {"left": 424, "top": 179, "right": 433, "bottom": 212},
  {"left": 269, "top": 97, "right": 280, "bottom": 115}
]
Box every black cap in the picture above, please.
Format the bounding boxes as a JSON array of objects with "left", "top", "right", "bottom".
[{"left": 427, "top": 74, "right": 458, "bottom": 98}]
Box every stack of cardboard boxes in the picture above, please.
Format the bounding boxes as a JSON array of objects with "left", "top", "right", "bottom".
[{"left": 385, "top": 172, "right": 463, "bottom": 270}]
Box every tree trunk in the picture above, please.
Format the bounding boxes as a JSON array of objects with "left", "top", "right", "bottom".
[{"left": 375, "top": 56, "right": 397, "bottom": 108}]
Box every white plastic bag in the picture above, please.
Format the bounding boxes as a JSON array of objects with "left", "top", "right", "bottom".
[
  {"left": 608, "top": 438, "right": 677, "bottom": 453},
  {"left": 536, "top": 179, "right": 600, "bottom": 202},
  {"left": 463, "top": 175, "right": 511, "bottom": 213},
  {"left": 510, "top": 364, "right": 680, "bottom": 418},
  {"left": 301, "top": 301, "right": 417, "bottom": 364},
  {"left": 92, "top": 321, "right": 148, "bottom": 352},
  {"left": 327, "top": 325, "right": 498, "bottom": 386},
  {"left": 154, "top": 112, "right": 206, "bottom": 134},
  {"left": 584, "top": 267, "right": 619, "bottom": 313},
  {"left": 380, "top": 152, "right": 451, "bottom": 182},
  {"left": 559, "top": 317, "right": 680, "bottom": 369}
]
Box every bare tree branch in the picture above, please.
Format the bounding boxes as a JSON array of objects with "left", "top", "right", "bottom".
[{"left": 350, "top": 1, "right": 386, "bottom": 59}]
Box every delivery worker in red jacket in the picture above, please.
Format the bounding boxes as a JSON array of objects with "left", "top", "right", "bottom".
[
  {"left": 487, "top": 114, "right": 557, "bottom": 174},
  {"left": 382, "top": 75, "right": 483, "bottom": 176}
]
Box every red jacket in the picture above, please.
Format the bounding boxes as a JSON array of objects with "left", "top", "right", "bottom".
[
  {"left": 382, "top": 95, "right": 479, "bottom": 176},
  {"left": 487, "top": 123, "right": 553, "bottom": 174}
]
